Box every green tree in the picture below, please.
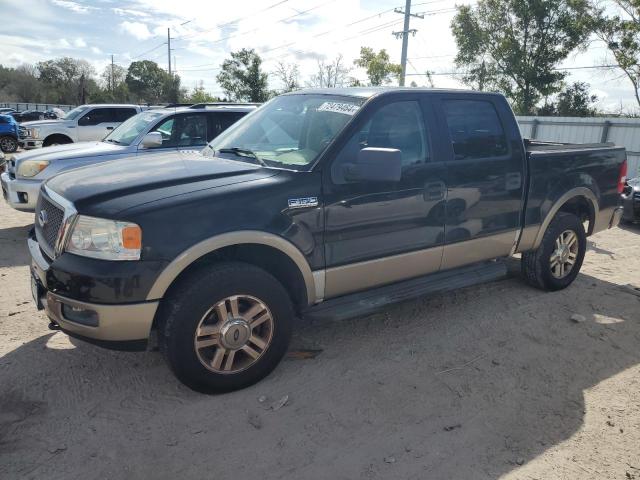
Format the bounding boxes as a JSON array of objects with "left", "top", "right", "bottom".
[
  {"left": 36, "top": 57, "right": 96, "bottom": 104},
  {"left": 451, "top": 0, "right": 591, "bottom": 114},
  {"left": 353, "top": 47, "right": 402, "bottom": 86},
  {"left": 216, "top": 48, "right": 270, "bottom": 102},
  {"left": 126, "top": 60, "right": 168, "bottom": 103},
  {"left": 538, "top": 81, "right": 599, "bottom": 116},
  {"left": 187, "top": 81, "right": 222, "bottom": 103},
  {"left": 592, "top": 0, "right": 640, "bottom": 108}
]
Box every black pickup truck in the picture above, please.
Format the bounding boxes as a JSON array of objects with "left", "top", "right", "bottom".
[{"left": 28, "top": 88, "right": 627, "bottom": 393}]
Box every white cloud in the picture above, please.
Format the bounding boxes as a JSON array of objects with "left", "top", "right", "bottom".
[
  {"left": 91, "top": 46, "right": 103, "bottom": 55},
  {"left": 73, "top": 37, "right": 87, "bottom": 48},
  {"left": 58, "top": 38, "right": 71, "bottom": 48},
  {"left": 113, "top": 8, "right": 149, "bottom": 18},
  {"left": 51, "top": 0, "right": 93, "bottom": 14},
  {"left": 119, "top": 21, "right": 154, "bottom": 40}
]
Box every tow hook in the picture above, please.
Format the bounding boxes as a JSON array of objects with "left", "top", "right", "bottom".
[{"left": 48, "top": 321, "right": 61, "bottom": 331}]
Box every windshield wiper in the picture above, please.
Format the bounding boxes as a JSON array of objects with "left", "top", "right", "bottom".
[{"left": 217, "top": 147, "right": 267, "bottom": 166}]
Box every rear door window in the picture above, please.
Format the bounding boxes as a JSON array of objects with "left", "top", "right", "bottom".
[
  {"left": 206, "top": 112, "right": 247, "bottom": 141},
  {"left": 442, "top": 99, "right": 508, "bottom": 160},
  {"left": 112, "top": 108, "right": 138, "bottom": 122}
]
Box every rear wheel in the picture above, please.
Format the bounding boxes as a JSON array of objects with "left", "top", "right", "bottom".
[
  {"left": 521, "top": 212, "right": 586, "bottom": 291},
  {"left": 159, "top": 262, "right": 293, "bottom": 393},
  {"left": 0, "top": 136, "right": 18, "bottom": 153}
]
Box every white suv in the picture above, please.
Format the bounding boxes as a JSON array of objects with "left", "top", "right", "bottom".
[{"left": 19, "top": 104, "right": 143, "bottom": 149}]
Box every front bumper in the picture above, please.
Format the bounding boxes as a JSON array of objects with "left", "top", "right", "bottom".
[
  {"left": 1, "top": 171, "right": 40, "bottom": 211},
  {"left": 19, "top": 138, "right": 44, "bottom": 149},
  {"left": 29, "top": 234, "right": 159, "bottom": 349}
]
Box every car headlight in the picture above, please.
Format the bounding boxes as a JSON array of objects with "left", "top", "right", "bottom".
[
  {"left": 17, "top": 160, "right": 50, "bottom": 178},
  {"left": 30, "top": 128, "right": 40, "bottom": 139},
  {"left": 66, "top": 215, "right": 142, "bottom": 261}
]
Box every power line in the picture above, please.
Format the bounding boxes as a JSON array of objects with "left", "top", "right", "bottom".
[
  {"left": 175, "top": 0, "right": 290, "bottom": 41},
  {"left": 130, "top": 42, "right": 166, "bottom": 59}
]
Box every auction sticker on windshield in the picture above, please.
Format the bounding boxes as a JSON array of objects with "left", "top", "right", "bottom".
[{"left": 317, "top": 102, "right": 360, "bottom": 115}]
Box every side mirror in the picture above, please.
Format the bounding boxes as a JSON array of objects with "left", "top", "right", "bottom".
[
  {"left": 343, "top": 147, "right": 402, "bottom": 182},
  {"left": 141, "top": 132, "right": 163, "bottom": 148}
]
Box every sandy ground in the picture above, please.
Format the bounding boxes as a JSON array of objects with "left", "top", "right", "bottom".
[{"left": 0, "top": 198, "right": 639, "bottom": 480}]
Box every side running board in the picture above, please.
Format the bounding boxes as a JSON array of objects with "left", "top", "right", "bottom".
[{"left": 302, "top": 260, "right": 508, "bottom": 322}]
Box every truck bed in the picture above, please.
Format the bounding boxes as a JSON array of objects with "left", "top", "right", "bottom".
[{"left": 524, "top": 139, "right": 624, "bottom": 154}]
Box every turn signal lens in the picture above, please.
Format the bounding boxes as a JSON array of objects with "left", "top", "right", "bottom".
[{"left": 121, "top": 225, "right": 142, "bottom": 250}]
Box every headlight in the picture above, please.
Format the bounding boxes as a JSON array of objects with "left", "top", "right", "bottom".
[
  {"left": 30, "top": 128, "right": 40, "bottom": 139},
  {"left": 17, "top": 160, "right": 49, "bottom": 178},
  {"left": 66, "top": 215, "right": 142, "bottom": 261}
]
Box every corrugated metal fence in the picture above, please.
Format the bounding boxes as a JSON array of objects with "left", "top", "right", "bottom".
[
  {"left": 517, "top": 116, "right": 640, "bottom": 178},
  {"left": 0, "top": 102, "right": 76, "bottom": 112}
]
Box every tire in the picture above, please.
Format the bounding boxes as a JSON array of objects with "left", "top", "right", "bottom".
[
  {"left": 521, "top": 212, "right": 586, "bottom": 291},
  {"left": 43, "top": 135, "right": 72, "bottom": 147},
  {"left": 0, "top": 136, "right": 18, "bottom": 153},
  {"left": 159, "top": 261, "right": 294, "bottom": 393}
]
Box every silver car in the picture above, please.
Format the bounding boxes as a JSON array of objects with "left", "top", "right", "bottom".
[{"left": 1, "top": 104, "right": 256, "bottom": 212}]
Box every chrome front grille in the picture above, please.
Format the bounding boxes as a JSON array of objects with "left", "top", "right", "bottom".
[{"left": 35, "top": 192, "right": 65, "bottom": 257}]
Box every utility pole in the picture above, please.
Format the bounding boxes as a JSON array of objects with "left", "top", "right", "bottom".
[
  {"left": 167, "top": 28, "right": 172, "bottom": 76},
  {"left": 110, "top": 54, "right": 114, "bottom": 92},
  {"left": 393, "top": 0, "right": 423, "bottom": 86}
]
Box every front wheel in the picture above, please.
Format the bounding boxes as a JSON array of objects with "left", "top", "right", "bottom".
[
  {"left": 0, "top": 136, "right": 18, "bottom": 153},
  {"left": 521, "top": 212, "right": 586, "bottom": 291},
  {"left": 159, "top": 262, "right": 294, "bottom": 393}
]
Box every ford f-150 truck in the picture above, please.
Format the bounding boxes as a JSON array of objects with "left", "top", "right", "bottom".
[
  {"left": 18, "top": 104, "right": 143, "bottom": 149},
  {"left": 28, "top": 88, "right": 626, "bottom": 393},
  {"left": 1, "top": 104, "right": 255, "bottom": 211}
]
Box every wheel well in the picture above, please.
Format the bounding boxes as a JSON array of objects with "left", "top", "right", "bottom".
[
  {"left": 558, "top": 196, "right": 595, "bottom": 235},
  {"left": 159, "top": 243, "right": 309, "bottom": 314},
  {"left": 44, "top": 134, "right": 72, "bottom": 146}
]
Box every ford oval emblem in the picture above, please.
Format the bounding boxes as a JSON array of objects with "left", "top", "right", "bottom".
[{"left": 38, "top": 209, "right": 48, "bottom": 227}]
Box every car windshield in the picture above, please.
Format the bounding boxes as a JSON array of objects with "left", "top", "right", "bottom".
[
  {"left": 64, "top": 106, "right": 90, "bottom": 120},
  {"left": 103, "top": 111, "right": 164, "bottom": 146},
  {"left": 205, "top": 94, "right": 365, "bottom": 170}
]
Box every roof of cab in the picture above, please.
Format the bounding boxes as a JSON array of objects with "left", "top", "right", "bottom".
[{"left": 284, "top": 86, "right": 504, "bottom": 99}]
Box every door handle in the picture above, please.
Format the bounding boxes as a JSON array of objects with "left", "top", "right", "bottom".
[
  {"left": 424, "top": 181, "right": 446, "bottom": 201},
  {"left": 106, "top": 127, "right": 114, "bottom": 130}
]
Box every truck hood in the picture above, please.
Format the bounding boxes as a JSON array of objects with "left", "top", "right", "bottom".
[
  {"left": 15, "top": 141, "right": 123, "bottom": 163},
  {"left": 45, "top": 150, "right": 273, "bottom": 215},
  {"left": 21, "top": 119, "right": 68, "bottom": 128}
]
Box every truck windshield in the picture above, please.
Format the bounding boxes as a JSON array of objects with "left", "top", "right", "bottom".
[
  {"left": 206, "top": 94, "right": 365, "bottom": 170},
  {"left": 64, "top": 106, "right": 90, "bottom": 121},
  {"left": 103, "top": 111, "right": 163, "bottom": 146}
]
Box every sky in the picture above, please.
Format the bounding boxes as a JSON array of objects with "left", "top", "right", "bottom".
[{"left": 1, "top": 0, "right": 637, "bottom": 111}]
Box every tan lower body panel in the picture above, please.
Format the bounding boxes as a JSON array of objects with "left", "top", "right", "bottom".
[
  {"left": 324, "top": 245, "right": 443, "bottom": 299},
  {"left": 45, "top": 292, "right": 159, "bottom": 341},
  {"left": 440, "top": 230, "right": 518, "bottom": 270},
  {"left": 324, "top": 230, "right": 519, "bottom": 300}
]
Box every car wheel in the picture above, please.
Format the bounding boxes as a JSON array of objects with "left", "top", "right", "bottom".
[
  {"left": 521, "top": 212, "right": 586, "bottom": 291},
  {"left": 0, "top": 136, "right": 18, "bottom": 153},
  {"left": 159, "top": 261, "right": 294, "bottom": 393},
  {"left": 43, "top": 136, "right": 72, "bottom": 147}
]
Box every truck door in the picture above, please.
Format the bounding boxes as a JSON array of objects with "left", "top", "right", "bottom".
[
  {"left": 436, "top": 95, "right": 526, "bottom": 269},
  {"left": 322, "top": 95, "right": 447, "bottom": 299}
]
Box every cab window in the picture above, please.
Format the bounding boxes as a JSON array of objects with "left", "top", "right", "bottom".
[
  {"left": 149, "top": 114, "right": 208, "bottom": 148},
  {"left": 332, "top": 100, "right": 429, "bottom": 183},
  {"left": 442, "top": 100, "right": 508, "bottom": 160}
]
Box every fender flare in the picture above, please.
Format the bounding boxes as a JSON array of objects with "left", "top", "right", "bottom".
[
  {"left": 532, "top": 187, "right": 598, "bottom": 249},
  {"left": 146, "top": 231, "right": 317, "bottom": 304}
]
